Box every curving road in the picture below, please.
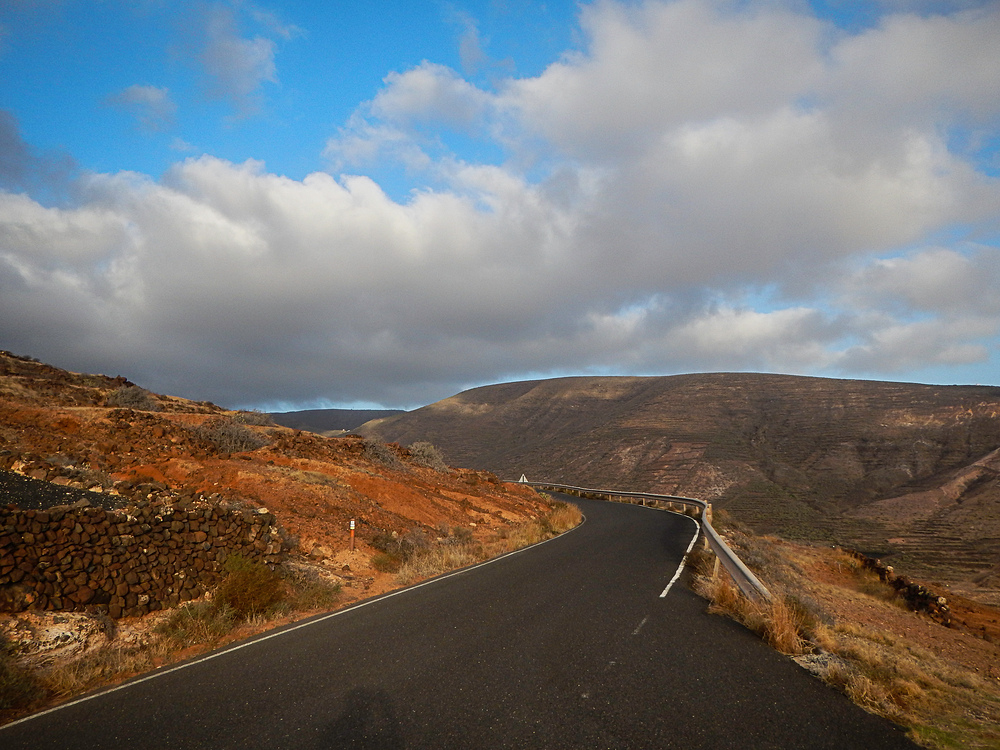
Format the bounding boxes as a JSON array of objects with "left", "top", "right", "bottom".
[{"left": 2, "top": 496, "right": 918, "bottom": 748}]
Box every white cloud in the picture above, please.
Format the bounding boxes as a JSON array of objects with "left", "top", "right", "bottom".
[
  {"left": 506, "top": 0, "right": 825, "bottom": 159},
  {"left": 660, "top": 306, "right": 842, "bottom": 372},
  {"left": 249, "top": 6, "right": 303, "bottom": 41},
  {"left": 372, "top": 62, "right": 492, "bottom": 130},
  {"left": 447, "top": 8, "right": 489, "bottom": 76},
  {"left": 840, "top": 317, "right": 995, "bottom": 372},
  {"left": 845, "top": 246, "right": 1000, "bottom": 316}
]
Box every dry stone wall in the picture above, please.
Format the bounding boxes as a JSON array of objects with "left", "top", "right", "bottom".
[{"left": 0, "top": 502, "right": 285, "bottom": 618}]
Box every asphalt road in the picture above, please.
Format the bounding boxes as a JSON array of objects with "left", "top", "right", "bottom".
[{"left": 2, "top": 496, "right": 918, "bottom": 749}]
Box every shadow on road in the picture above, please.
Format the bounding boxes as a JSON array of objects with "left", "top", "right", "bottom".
[{"left": 323, "top": 687, "right": 405, "bottom": 749}]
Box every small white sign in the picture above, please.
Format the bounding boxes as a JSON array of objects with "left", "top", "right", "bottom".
[{"left": 350, "top": 519, "right": 355, "bottom": 530}]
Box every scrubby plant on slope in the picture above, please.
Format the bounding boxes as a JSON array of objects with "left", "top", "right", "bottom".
[
  {"left": 105, "top": 385, "right": 160, "bottom": 411},
  {"left": 195, "top": 417, "right": 269, "bottom": 453}
]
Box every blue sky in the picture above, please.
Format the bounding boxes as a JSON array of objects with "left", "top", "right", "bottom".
[{"left": 1, "top": 0, "right": 999, "bottom": 410}]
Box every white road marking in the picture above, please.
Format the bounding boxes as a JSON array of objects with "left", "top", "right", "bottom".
[
  {"left": 632, "top": 615, "right": 649, "bottom": 636},
  {"left": 660, "top": 516, "right": 701, "bottom": 599}
]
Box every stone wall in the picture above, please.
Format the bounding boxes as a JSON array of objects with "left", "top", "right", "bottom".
[
  {"left": 848, "top": 549, "right": 951, "bottom": 626},
  {"left": 0, "top": 502, "right": 285, "bottom": 618}
]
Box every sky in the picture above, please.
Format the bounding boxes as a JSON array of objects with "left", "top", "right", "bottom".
[{"left": 1, "top": 0, "right": 999, "bottom": 411}]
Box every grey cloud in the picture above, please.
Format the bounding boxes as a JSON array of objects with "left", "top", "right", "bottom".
[
  {"left": 197, "top": 5, "right": 277, "bottom": 117},
  {"left": 0, "top": 110, "right": 75, "bottom": 199},
  {"left": 0, "top": 111, "right": 32, "bottom": 188},
  {"left": 107, "top": 85, "right": 177, "bottom": 132}
]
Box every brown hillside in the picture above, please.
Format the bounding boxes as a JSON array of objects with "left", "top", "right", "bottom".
[
  {"left": 0, "top": 351, "right": 551, "bottom": 597},
  {"left": 362, "top": 373, "right": 1000, "bottom": 601}
]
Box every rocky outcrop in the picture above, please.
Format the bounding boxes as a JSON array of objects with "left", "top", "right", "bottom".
[{"left": 0, "top": 501, "right": 284, "bottom": 618}]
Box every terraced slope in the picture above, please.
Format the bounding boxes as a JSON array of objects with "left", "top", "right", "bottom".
[{"left": 362, "top": 373, "right": 1000, "bottom": 594}]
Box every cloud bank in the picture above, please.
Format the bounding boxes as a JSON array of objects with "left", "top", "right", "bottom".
[{"left": 2, "top": 0, "right": 999, "bottom": 408}]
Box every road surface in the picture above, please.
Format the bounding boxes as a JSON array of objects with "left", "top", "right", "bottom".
[{"left": 2, "top": 495, "right": 918, "bottom": 748}]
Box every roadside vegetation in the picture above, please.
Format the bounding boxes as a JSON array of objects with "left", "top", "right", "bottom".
[
  {"left": 393, "top": 500, "right": 581, "bottom": 585},
  {"left": 690, "top": 510, "right": 1000, "bottom": 750},
  {"left": 0, "top": 499, "right": 581, "bottom": 724},
  {"left": 0, "top": 555, "right": 341, "bottom": 721}
]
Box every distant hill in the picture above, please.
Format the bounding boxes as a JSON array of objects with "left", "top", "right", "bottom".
[
  {"left": 360, "top": 373, "right": 1000, "bottom": 593},
  {"left": 269, "top": 408, "right": 405, "bottom": 434}
]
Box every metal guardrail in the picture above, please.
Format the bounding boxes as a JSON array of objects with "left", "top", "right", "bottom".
[{"left": 518, "top": 481, "right": 772, "bottom": 602}]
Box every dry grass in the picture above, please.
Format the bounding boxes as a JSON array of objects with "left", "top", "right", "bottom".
[
  {"left": 691, "top": 520, "right": 1000, "bottom": 750},
  {"left": 32, "top": 642, "right": 164, "bottom": 701},
  {"left": 395, "top": 500, "right": 582, "bottom": 585},
  {"left": 695, "top": 574, "right": 807, "bottom": 655},
  {"left": 0, "top": 563, "right": 344, "bottom": 723}
]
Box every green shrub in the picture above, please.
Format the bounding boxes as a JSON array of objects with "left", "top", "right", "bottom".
[
  {"left": 105, "top": 385, "right": 160, "bottom": 411},
  {"left": 213, "top": 555, "right": 285, "bottom": 620}
]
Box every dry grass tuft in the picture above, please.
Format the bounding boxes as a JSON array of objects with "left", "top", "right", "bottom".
[
  {"left": 697, "top": 574, "right": 807, "bottom": 655},
  {"left": 0, "top": 634, "right": 44, "bottom": 711},
  {"left": 34, "top": 643, "right": 162, "bottom": 701}
]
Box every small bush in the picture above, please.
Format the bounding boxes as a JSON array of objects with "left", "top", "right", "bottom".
[
  {"left": 213, "top": 555, "right": 286, "bottom": 620},
  {"left": 277, "top": 526, "right": 300, "bottom": 553},
  {"left": 233, "top": 410, "right": 274, "bottom": 426},
  {"left": 449, "top": 525, "right": 475, "bottom": 544},
  {"left": 408, "top": 441, "right": 448, "bottom": 472},
  {"left": 155, "top": 601, "right": 236, "bottom": 646},
  {"left": 284, "top": 566, "right": 342, "bottom": 612},
  {"left": 195, "top": 417, "right": 269, "bottom": 453},
  {"left": 363, "top": 437, "right": 402, "bottom": 469},
  {"left": 685, "top": 545, "right": 716, "bottom": 577},
  {"left": 371, "top": 552, "right": 402, "bottom": 573},
  {"left": 105, "top": 385, "right": 160, "bottom": 411},
  {"left": 371, "top": 528, "right": 431, "bottom": 564},
  {"left": 697, "top": 575, "right": 808, "bottom": 656}
]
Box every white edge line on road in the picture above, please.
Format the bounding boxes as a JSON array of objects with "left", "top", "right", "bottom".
[
  {"left": 1, "top": 516, "right": 587, "bottom": 732},
  {"left": 660, "top": 515, "right": 701, "bottom": 599}
]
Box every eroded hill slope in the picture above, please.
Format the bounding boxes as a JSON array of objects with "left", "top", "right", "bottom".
[
  {"left": 0, "top": 351, "right": 551, "bottom": 584},
  {"left": 362, "top": 373, "right": 1000, "bottom": 599}
]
